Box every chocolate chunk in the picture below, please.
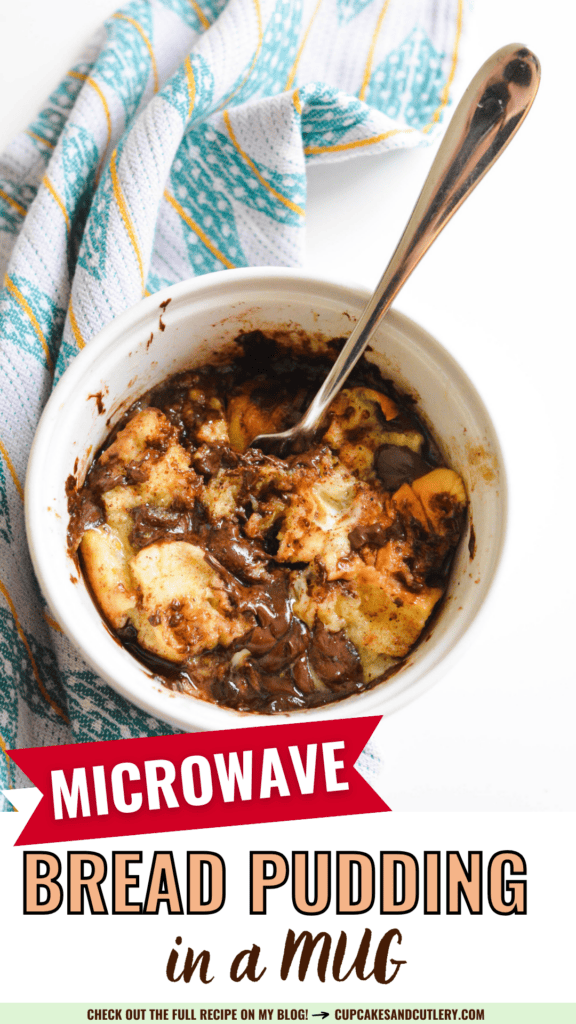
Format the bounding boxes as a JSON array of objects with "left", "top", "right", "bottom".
[
  {"left": 129, "top": 505, "right": 199, "bottom": 550},
  {"left": 193, "top": 445, "right": 240, "bottom": 479},
  {"left": 67, "top": 495, "right": 104, "bottom": 551},
  {"left": 349, "top": 517, "right": 408, "bottom": 550},
  {"left": 125, "top": 459, "right": 151, "bottom": 484},
  {"left": 246, "top": 626, "right": 278, "bottom": 657},
  {"left": 208, "top": 521, "right": 268, "bottom": 583},
  {"left": 89, "top": 454, "right": 126, "bottom": 493},
  {"left": 375, "top": 444, "right": 432, "bottom": 491},
  {"left": 254, "top": 618, "right": 309, "bottom": 674},
  {"left": 238, "top": 576, "right": 293, "bottom": 632},
  {"left": 309, "top": 621, "right": 362, "bottom": 686},
  {"left": 350, "top": 523, "right": 388, "bottom": 550}
]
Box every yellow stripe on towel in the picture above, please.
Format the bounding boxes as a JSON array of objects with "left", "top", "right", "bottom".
[
  {"left": 223, "top": 110, "right": 304, "bottom": 217},
  {"left": 110, "top": 149, "right": 145, "bottom": 290},
  {"left": 0, "top": 437, "right": 24, "bottom": 502},
  {"left": 164, "top": 190, "right": 237, "bottom": 269},
  {"left": 5, "top": 276, "right": 54, "bottom": 371}
]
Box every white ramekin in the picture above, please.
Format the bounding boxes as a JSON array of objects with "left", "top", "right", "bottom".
[{"left": 26, "top": 268, "right": 507, "bottom": 731}]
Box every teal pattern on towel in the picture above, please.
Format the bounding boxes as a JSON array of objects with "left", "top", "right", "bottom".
[{"left": 0, "top": 0, "right": 466, "bottom": 807}]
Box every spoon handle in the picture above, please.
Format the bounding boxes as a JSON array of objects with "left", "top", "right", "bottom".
[{"left": 296, "top": 43, "right": 540, "bottom": 441}]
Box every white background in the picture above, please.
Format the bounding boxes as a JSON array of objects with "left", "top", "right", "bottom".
[
  {"left": 0, "top": 0, "right": 575, "bottom": 1007},
  {"left": 0, "top": 0, "right": 574, "bottom": 811}
]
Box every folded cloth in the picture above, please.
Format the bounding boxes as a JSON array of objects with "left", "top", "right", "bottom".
[{"left": 0, "top": 0, "right": 466, "bottom": 804}]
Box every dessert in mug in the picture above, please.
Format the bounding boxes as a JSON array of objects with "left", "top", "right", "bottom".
[{"left": 68, "top": 331, "right": 467, "bottom": 713}]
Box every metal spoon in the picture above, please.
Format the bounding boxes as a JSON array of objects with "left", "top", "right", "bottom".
[{"left": 251, "top": 43, "right": 540, "bottom": 456}]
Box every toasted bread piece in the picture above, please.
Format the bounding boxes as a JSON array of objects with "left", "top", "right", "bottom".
[
  {"left": 129, "top": 542, "right": 250, "bottom": 662},
  {"left": 80, "top": 526, "right": 137, "bottom": 629}
]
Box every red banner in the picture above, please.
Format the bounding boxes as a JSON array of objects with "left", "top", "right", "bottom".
[{"left": 8, "top": 716, "right": 389, "bottom": 845}]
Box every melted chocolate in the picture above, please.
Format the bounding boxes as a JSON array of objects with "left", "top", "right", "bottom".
[
  {"left": 309, "top": 621, "right": 362, "bottom": 686},
  {"left": 67, "top": 495, "right": 104, "bottom": 552},
  {"left": 349, "top": 520, "right": 406, "bottom": 550},
  {"left": 208, "top": 521, "right": 268, "bottom": 583},
  {"left": 375, "top": 444, "right": 432, "bottom": 491},
  {"left": 130, "top": 505, "right": 199, "bottom": 550}
]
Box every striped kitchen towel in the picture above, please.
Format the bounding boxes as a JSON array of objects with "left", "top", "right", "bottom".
[{"left": 0, "top": 0, "right": 466, "bottom": 805}]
